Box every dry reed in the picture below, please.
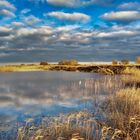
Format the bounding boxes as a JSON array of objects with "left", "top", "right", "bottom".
[{"left": 101, "top": 88, "right": 140, "bottom": 140}]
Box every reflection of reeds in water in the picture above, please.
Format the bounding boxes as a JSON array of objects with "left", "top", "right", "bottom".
[
  {"left": 58, "top": 75, "right": 124, "bottom": 97},
  {"left": 89, "top": 76, "right": 124, "bottom": 95}
]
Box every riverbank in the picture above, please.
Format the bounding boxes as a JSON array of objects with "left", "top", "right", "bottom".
[{"left": 0, "top": 63, "right": 140, "bottom": 74}]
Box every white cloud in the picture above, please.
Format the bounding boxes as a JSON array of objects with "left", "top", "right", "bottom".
[
  {"left": 0, "top": 26, "right": 12, "bottom": 37},
  {"left": 101, "top": 11, "right": 140, "bottom": 22},
  {"left": 21, "top": 9, "right": 31, "bottom": 14},
  {"left": 1, "top": 23, "right": 140, "bottom": 61},
  {"left": 96, "top": 30, "right": 138, "bottom": 38},
  {"left": 0, "top": 26, "right": 11, "bottom": 32},
  {"left": 22, "top": 15, "right": 42, "bottom": 26},
  {"left": 47, "top": 12, "right": 90, "bottom": 23},
  {"left": 47, "top": 0, "right": 114, "bottom": 8},
  {"left": 0, "top": 9, "right": 15, "bottom": 17},
  {"left": 16, "top": 28, "right": 37, "bottom": 36},
  {"left": 57, "top": 25, "right": 80, "bottom": 31},
  {"left": 47, "top": 0, "right": 113, "bottom": 7},
  {"left": 47, "top": 0, "right": 80, "bottom": 7},
  {"left": 0, "top": 0, "right": 16, "bottom": 10},
  {"left": 0, "top": 0, "right": 16, "bottom": 19},
  {"left": 11, "top": 22, "right": 24, "bottom": 28},
  {"left": 0, "top": 52, "right": 9, "bottom": 57},
  {"left": 118, "top": 2, "right": 140, "bottom": 10}
]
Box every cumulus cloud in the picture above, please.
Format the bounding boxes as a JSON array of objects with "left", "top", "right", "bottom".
[
  {"left": 96, "top": 30, "right": 138, "bottom": 38},
  {"left": 0, "top": 0, "right": 16, "bottom": 19},
  {"left": 118, "top": 2, "right": 140, "bottom": 10},
  {"left": 11, "top": 22, "right": 24, "bottom": 28},
  {"left": 0, "top": 52, "right": 10, "bottom": 57},
  {"left": 0, "top": 9, "right": 15, "bottom": 17},
  {"left": 47, "top": 0, "right": 77, "bottom": 7},
  {"left": 0, "top": 22, "right": 140, "bottom": 62},
  {"left": 47, "top": 0, "right": 114, "bottom": 7},
  {"left": 101, "top": 11, "right": 140, "bottom": 23},
  {"left": 47, "top": 12, "right": 90, "bottom": 23},
  {"left": 0, "top": 0, "right": 16, "bottom": 10},
  {"left": 0, "top": 26, "right": 12, "bottom": 37},
  {"left": 22, "top": 15, "right": 42, "bottom": 26},
  {"left": 57, "top": 25, "right": 80, "bottom": 31},
  {"left": 21, "top": 9, "right": 31, "bottom": 14}
]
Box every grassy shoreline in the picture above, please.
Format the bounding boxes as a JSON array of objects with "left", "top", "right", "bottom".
[{"left": 0, "top": 63, "right": 140, "bottom": 74}]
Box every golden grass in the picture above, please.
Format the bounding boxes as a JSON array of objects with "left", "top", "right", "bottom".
[
  {"left": 17, "top": 111, "right": 101, "bottom": 140},
  {"left": 123, "top": 67, "right": 140, "bottom": 75},
  {"left": 102, "top": 88, "right": 140, "bottom": 140},
  {"left": 17, "top": 107, "right": 140, "bottom": 140},
  {"left": 0, "top": 63, "right": 139, "bottom": 73},
  {"left": 122, "top": 68, "right": 140, "bottom": 87}
]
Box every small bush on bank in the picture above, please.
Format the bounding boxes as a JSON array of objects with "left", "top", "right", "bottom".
[
  {"left": 40, "top": 61, "right": 48, "bottom": 65},
  {"left": 136, "top": 57, "right": 140, "bottom": 64},
  {"left": 112, "top": 60, "right": 118, "bottom": 65},
  {"left": 121, "top": 59, "right": 129, "bottom": 65},
  {"left": 58, "top": 60, "right": 78, "bottom": 66}
]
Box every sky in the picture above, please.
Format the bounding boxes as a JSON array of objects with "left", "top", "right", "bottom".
[{"left": 0, "top": 0, "right": 140, "bottom": 62}]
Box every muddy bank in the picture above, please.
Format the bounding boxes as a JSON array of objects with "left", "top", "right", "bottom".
[
  {"left": 50, "top": 64, "right": 140, "bottom": 74},
  {"left": 0, "top": 63, "right": 140, "bottom": 74}
]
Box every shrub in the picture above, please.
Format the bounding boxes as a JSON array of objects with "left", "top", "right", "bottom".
[
  {"left": 58, "top": 60, "right": 78, "bottom": 66},
  {"left": 121, "top": 59, "right": 129, "bottom": 65},
  {"left": 112, "top": 60, "right": 118, "bottom": 65},
  {"left": 136, "top": 57, "right": 140, "bottom": 64},
  {"left": 40, "top": 61, "right": 48, "bottom": 65},
  {"left": 20, "top": 64, "right": 25, "bottom": 66}
]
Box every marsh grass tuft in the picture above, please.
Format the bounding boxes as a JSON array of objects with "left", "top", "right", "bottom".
[
  {"left": 122, "top": 68, "right": 140, "bottom": 88},
  {"left": 102, "top": 88, "right": 140, "bottom": 140},
  {"left": 17, "top": 111, "right": 102, "bottom": 140}
]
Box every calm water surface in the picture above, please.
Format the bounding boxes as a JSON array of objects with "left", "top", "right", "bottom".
[{"left": 0, "top": 71, "right": 122, "bottom": 139}]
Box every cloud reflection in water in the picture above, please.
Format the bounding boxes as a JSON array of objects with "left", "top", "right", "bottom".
[{"left": 0, "top": 71, "right": 123, "bottom": 135}]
